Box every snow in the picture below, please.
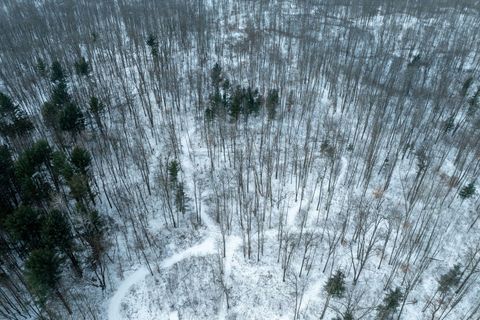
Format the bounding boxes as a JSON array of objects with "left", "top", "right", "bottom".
[
  {"left": 218, "top": 235, "right": 242, "bottom": 319},
  {"left": 107, "top": 237, "right": 218, "bottom": 320},
  {"left": 107, "top": 267, "right": 149, "bottom": 320},
  {"left": 169, "top": 311, "right": 179, "bottom": 320},
  {"left": 3, "top": 1, "right": 479, "bottom": 319},
  {"left": 300, "top": 277, "right": 325, "bottom": 313},
  {"left": 161, "top": 237, "right": 217, "bottom": 268}
]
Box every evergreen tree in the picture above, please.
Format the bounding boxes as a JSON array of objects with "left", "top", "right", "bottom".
[
  {"left": 0, "top": 145, "right": 18, "bottom": 217},
  {"left": 89, "top": 96, "right": 105, "bottom": 130},
  {"left": 35, "top": 58, "right": 47, "bottom": 77},
  {"left": 14, "top": 143, "right": 52, "bottom": 204},
  {"left": 0, "top": 92, "right": 34, "bottom": 139},
  {"left": 467, "top": 87, "right": 480, "bottom": 116},
  {"left": 31, "top": 139, "right": 52, "bottom": 166},
  {"left": 230, "top": 86, "right": 244, "bottom": 120},
  {"left": 245, "top": 87, "right": 262, "bottom": 115},
  {"left": 67, "top": 174, "right": 90, "bottom": 204},
  {"left": 343, "top": 311, "right": 354, "bottom": 320},
  {"left": 51, "top": 81, "right": 70, "bottom": 107},
  {"left": 407, "top": 54, "right": 421, "bottom": 67},
  {"left": 74, "top": 56, "right": 90, "bottom": 76},
  {"left": 146, "top": 34, "right": 159, "bottom": 57},
  {"left": 325, "top": 270, "right": 346, "bottom": 298},
  {"left": 205, "top": 106, "right": 215, "bottom": 122},
  {"left": 168, "top": 160, "right": 180, "bottom": 185},
  {"left": 377, "top": 288, "right": 403, "bottom": 320},
  {"left": 41, "top": 210, "right": 82, "bottom": 277},
  {"left": 459, "top": 182, "right": 475, "bottom": 199},
  {"left": 320, "top": 271, "right": 346, "bottom": 319},
  {"left": 25, "top": 248, "right": 72, "bottom": 314},
  {"left": 41, "top": 101, "right": 60, "bottom": 131},
  {"left": 209, "top": 88, "right": 223, "bottom": 115},
  {"left": 42, "top": 80, "right": 71, "bottom": 133},
  {"left": 52, "top": 151, "right": 74, "bottom": 180},
  {"left": 265, "top": 89, "right": 279, "bottom": 120},
  {"left": 50, "top": 60, "right": 65, "bottom": 83},
  {"left": 13, "top": 139, "right": 51, "bottom": 180},
  {"left": 70, "top": 146, "right": 91, "bottom": 176},
  {"left": 91, "top": 32, "right": 98, "bottom": 42},
  {"left": 438, "top": 264, "right": 462, "bottom": 294},
  {"left": 333, "top": 311, "right": 354, "bottom": 320},
  {"left": 211, "top": 63, "right": 223, "bottom": 91},
  {"left": 4, "top": 206, "right": 42, "bottom": 250},
  {"left": 59, "top": 103, "right": 85, "bottom": 136}
]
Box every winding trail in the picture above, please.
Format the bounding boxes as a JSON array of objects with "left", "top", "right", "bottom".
[
  {"left": 107, "top": 237, "right": 218, "bottom": 320},
  {"left": 161, "top": 237, "right": 216, "bottom": 268},
  {"left": 107, "top": 267, "right": 149, "bottom": 320}
]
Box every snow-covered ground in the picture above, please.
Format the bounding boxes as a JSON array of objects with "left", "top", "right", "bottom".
[{"left": 1, "top": 1, "right": 479, "bottom": 319}]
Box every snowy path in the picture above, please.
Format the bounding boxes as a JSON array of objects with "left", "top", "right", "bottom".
[
  {"left": 161, "top": 237, "right": 216, "bottom": 268},
  {"left": 107, "top": 267, "right": 150, "bottom": 320},
  {"left": 107, "top": 237, "right": 218, "bottom": 320}
]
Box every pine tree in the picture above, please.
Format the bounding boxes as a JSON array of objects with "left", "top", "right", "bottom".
[
  {"left": 70, "top": 146, "right": 91, "bottom": 176},
  {"left": 50, "top": 60, "right": 65, "bottom": 83},
  {"left": 210, "top": 63, "right": 223, "bottom": 91},
  {"left": 438, "top": 264, "right": 462, "bottom": 294},
  {"left": 325, "top": 270, "right": 346, "bottom": 298},
  {"left": 459, "top": 182, "right": 475, "bottom": 199},
  {"left": 206, "top": 63, "right": 225, "bottom": 119},
  {"left": 52, "top": 151, "right": 74, "bottom": 180},
  {"left": 146, "top": 34, "right": 159, "bottom": 57},
  {"left": 41, "top": 101, "right": 60, "bottom": 131},
  {"left": 230, "top": 86, "right": 243, "bottom": 120},
  {"left": 68, "top": 174, "right": 90, "bottom": 204},
  {"left": 25, "top": 248, "right": 60, "bottom": 302},
  {"left": 14, "top": 143, "right": 52, "bottom": 204},
  {"left": 35, "top": 58, "right": 47, "bottom": 77},
  {"left": 343, "top": 311, "right": 354, "bottom": 320},
  {"left": 245, "top": 87, "right": 262, "bottom": 115},
  {"left": 4, "top": 206, "right": 42, "bottom": 250},
  {"left": 0, "top": 92, "right": 33, "bottom": 139},
  {"left": 25, "top": 248, "right": 72, "bottom": 314},
  {"left": 0, "top": 145, "right": 18, "bottom": 217},
  {"left": 265, "top": 89, "right": 279, "bottom": 120},
  {"left": 168, "top": 160, "right": 180, "bottom": 185},
  {"left": 59, "top": 103, "right": 85, "bottom": 136},
  {"left": 41, "top": 210, "right": 82, "bottom": 277},
  {"left": 31, "top": 139, "right": 52, "bottom": 166},
  {"left": 377, "top": 288, "right": 403, "bottom": 320},
  {"left": 51, "top": 81, "right": 70, "bottom": 106},
  {"left": 74, "top": 56, "right": 90, "bottom": 76},
  {"left": 89, "top": 96, "right": 105, "bottom": 130},
  {"left": 42, "top": 80, "right": 71, "bottom": 133},
  {"left": 320, "top": 271, "right": 346, "bottom": 319}
]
